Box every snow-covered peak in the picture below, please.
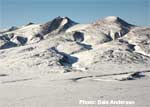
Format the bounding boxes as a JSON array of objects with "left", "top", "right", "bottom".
[
  {"left": 94, "top": 16, "right": 134, "bottom": 28},
  {"left": 104, "top": 16, "right": 119, "bottom": 22},
  {"left": 40, "top": 16, "right": 77, "bottom": 35}
]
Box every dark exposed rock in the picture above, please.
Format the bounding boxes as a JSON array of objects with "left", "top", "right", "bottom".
[
  {"left": 8, "top": 26, "right": 18, "bottom": 31},
  {"left": 119, "top": 71, "right": 146, "bottom": 81},
  {"left": 49, "top": 47, "right": 78, "bottom": 67},
  {"left": 26, "top": 22, "right": 34, "bottom": 26},
  {"left": 35, "top": 33, "right": 44, "bottom": 40},
  {"left": 73, "top": 31, "right": 84, "bottom": 42},
  {"left": 16, "top": 36, "right": 28, "bottom": 45},
  {"left": 0, "top": 40, "right": 17, "bottom": 49}
]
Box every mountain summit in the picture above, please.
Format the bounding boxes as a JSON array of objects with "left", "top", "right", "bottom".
[
  {"left": 94, "top": 16, "right": 134, "bottom": 28},
  {"left": 41, "top": 16, "right": 77, "bottom": 35}
]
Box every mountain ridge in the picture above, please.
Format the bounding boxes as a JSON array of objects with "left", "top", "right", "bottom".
[{"left": 0, "top": 16, "right": 150, "bottom": 73}]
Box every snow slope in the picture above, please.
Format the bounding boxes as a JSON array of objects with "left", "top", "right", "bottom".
[{"left": 0, "top": 16, "right": 150, "bottom": 107}]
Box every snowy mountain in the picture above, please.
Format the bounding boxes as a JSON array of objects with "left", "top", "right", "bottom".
[{"left": 0, "top": 16, "right": 150, "bottom": 73}]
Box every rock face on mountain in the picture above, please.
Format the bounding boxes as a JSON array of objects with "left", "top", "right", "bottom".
[
  {"left": 92, "top": 16, "right": 134, "bottom": 39},
  {"left": 0, "top": 16, "right": 150, "bottom": 73},
  {"left": 0, "top": 37, "right": 17, "bottom": 49},
  {"left": 123, "top": 27, "right": 150, "bottom": 56},
  {"left": 41, "top": 16, "right": 77, "bottom": 35}
]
